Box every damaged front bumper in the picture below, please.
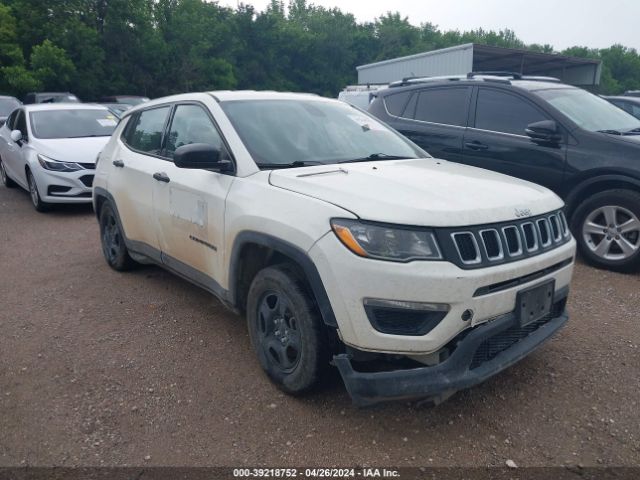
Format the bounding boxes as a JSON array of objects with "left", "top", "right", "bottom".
[{"left": 334, "top": 288, "right": 569, "bottom": 407}]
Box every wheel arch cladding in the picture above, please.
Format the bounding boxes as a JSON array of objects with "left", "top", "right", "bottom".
[
  {"left": 229, "top": 231, "right": 338, "bottom": 327},
  {"left": 566, "top": 175, "right": 640, "bottom": 217}
]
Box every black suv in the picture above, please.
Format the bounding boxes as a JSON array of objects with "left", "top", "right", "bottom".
[{"left": 368, "top": 73, "right": 640, "bottom": 272}]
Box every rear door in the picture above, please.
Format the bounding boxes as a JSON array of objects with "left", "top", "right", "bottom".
[
  {"left": 385, "top": 86, "right": 471, "bottom": 162},
  {"left": 462, "top": 87, "right": 567, "bottom": 191},
  {"left": 151, "top": 102, "right": 234, "bottom": 286},
  {"left": 110, "top": 105, "right": 172, "bottom": 254}
]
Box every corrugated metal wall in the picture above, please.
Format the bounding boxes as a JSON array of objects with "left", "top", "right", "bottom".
[{"left": 357, "top": 44, "right": 474, "bottom": 84}]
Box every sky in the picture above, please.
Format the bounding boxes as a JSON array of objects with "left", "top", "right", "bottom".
[{"left": 218, "top": 0, "right": 640, "bottom": 51}]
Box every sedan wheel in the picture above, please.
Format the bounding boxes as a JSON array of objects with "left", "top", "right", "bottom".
[
  {"left": 0, "top": 159, "right": 17, "bottom": 188},
  {"left": 27, "top": 170, "right": 50, "bottom": 212}
]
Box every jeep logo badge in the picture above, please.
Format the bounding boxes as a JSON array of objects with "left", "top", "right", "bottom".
[{"left": 515, "top": 208, "right": 532, "bottom": 218}]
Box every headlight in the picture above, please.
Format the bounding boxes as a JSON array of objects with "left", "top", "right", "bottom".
[
  {"left": 331, "top": 218, "right": 442, "bottom": 262},
  {"left": 37, "top": 154, "right": 82, "bottom": 172}
]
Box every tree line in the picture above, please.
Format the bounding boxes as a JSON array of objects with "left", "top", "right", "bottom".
[{"left": 1, "top": 0, "right": 639, "bottom": 100}]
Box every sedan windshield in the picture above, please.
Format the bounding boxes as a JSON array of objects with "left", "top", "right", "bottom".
[
  {"left": 220, "top": 99, "right": 427, "bottom": 167},
  {"left": 30, "top": 109, "right": 118, "bottom": 139},
  {"left": 0, "top": 98, "right": 20, "bottom": 116},
  {"left": 535, "top": 88, "right": 640, "bottom": 133}
]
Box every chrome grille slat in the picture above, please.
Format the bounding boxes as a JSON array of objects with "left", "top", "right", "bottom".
[{"left": 451, "top": 232, "right": 481, "bottom": 265}]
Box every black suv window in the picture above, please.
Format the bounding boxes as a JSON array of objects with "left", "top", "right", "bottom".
[
  {"left": 414, "top": 87, "right": 470, "bottom": 126},
  {"left": 165, "top": 104, "right": 224, "bottom": 158},
  {"left": 475, "top": 89, "right": 548, "bottom": 136},
  {"left": 384, "top": 91, "right": 413, "bottom": 117},
  {"left": 124, "top": 106, "right": 171, "bottom": 155}
]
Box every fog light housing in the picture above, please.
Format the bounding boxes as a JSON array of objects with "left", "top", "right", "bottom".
[{"left": 363, "top": 299, "right": 449, "bottom": 336}]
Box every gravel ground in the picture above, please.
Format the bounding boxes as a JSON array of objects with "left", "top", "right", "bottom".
[{"left": 0, "top": 184, "right": 639, "bottom": 469}]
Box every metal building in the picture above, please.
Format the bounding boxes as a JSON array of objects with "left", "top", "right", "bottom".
[{"left": 357, "top": 43, "right": 602, "bottom": 86}]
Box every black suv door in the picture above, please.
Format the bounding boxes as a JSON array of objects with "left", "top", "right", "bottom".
[
  {"left": 462, "top": 87, "right": 567, "bottom": 191},
  {"left": 384, "top": 86, "right": 472, "bottom": 162}
]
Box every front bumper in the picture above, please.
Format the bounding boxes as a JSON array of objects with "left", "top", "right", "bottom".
[
  {"left": 334, "top": 288, "right": 569, "bottom": 407},
  {"left": 32, "top": 165, "right": 94, "bottom": 203}
]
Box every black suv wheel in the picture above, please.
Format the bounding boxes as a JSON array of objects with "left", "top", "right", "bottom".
[
  {"left": 572, "top": 189, "right": 640, "bottom": 272},
  {"left": 246, "top": 265, "right": 329, "bottom": 394}
]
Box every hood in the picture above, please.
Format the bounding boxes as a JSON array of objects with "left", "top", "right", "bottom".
[
  {"left": 269, "top": 159, "right": 564, "bottom": 227},
  {"left": 31, "top": 136, "right": 110, "bottom": 165}
]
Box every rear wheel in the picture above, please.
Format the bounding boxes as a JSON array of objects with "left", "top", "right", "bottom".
[
  {"left": 99, "top": 202, "right": 136, "bottom": 271},
  {"left": 0, "top": 159, "right": 17, "bottom": 188},
  {"left": 27, "top": 170, "right": 50, "bottom": 212},
  {"left": 246, "top": 265, "right": 329, "bottom": 395},
  {"left": 572, "top": 189, "right": 640, "bottom": 272}
]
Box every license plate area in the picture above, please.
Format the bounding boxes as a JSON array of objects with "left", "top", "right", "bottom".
[{"left": 517, "top": 280, "right": 555, "bottom": 326}]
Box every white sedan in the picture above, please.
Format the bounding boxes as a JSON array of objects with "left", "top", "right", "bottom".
[{"left": 0, "top": 103, "right": 118, "bottom": 211}]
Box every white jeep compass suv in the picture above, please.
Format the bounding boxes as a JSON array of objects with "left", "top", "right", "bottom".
[{"left": 93, "top": 91, "right": 576, "bottom": 406}]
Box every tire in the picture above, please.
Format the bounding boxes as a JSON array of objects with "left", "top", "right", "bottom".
[
  {"left": 99, "top": 202, "right": 136, "bottom": 271},
  {"left": 0, "top": 158, "right": 17, "bottom": 188},
  {"left": 572, "top": 189, "right": 640, "bottom": 272},
  {"left": 26, "top": 169, "right": 50, "bottom": 212},
  {"left": 246, "top": 264, "right": 329, "bottom": 395}
]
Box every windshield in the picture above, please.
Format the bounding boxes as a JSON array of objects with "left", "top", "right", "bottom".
[
  {"left": 0, "top": 98, "right": 20, "bottom": 116},
  {"left": 220, "top": 99, "right": 427, "bottom": 167},
  {"left": 30, "top": 109, "right": 118, "bottom": 139},
  {"left": 535, "top": 88, "right": 640, "bottom": 133}
]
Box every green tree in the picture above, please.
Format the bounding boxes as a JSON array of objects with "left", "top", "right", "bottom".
[{"left": 30, "top": 39, "right": 76, "bottom": 90}]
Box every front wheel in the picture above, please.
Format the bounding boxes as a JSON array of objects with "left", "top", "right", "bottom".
[
  {"left": 572, "top": 189, "right": 640, "bottom": 272},
  {"left": 27, "top": 170, "right": 50, "bottom": 212},
  {"left": 246, "top": 265, "right": 329, "bottom": 395}
]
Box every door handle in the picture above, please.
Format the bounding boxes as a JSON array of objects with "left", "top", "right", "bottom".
[
  {"left": 153, "top": 172, "right": 170, "bottom": 183},
  {"left": 112, "top": 159, "right": 124, "bottom": 167},
  {"left": 464, "top": 141, "right": 489, "bottom": 151}
]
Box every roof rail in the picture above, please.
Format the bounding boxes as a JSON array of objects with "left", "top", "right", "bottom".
[
  {"left": 468, "top": 71, "right": 522, "bottom": 80},
  {"left": 389, "top": 75, "right": 466, "bottom": 88}
]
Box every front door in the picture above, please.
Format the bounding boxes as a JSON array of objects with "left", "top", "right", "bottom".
[
  {"left": 462, "top": 87, "right": 567, "bottom": 192},
  {"left": 151, "top": 103, "right": 234, "bottom": 286}
]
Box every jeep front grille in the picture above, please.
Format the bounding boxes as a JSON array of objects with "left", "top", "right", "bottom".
[{"left": 443, "top": 210, "right": 571, "bottom": 269}]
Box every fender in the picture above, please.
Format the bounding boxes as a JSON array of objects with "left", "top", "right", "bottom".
[
  {"left": 229, "top": 231, "right": 338, "bottom": 327},
  {"left": 564, "top": 174, "right": 640, "bottom": 214}
]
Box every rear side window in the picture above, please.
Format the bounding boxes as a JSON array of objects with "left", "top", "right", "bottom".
[
  {"left": 475, "top": 89, "right": 548, "bottom": 136},
  {"left": 414, "top": 87, "right": 470, "bottom": 126},
  {"left": 124, "top": 106, "right": 171, "bottom": 155},
  {"left": 165, "top": 104, "right": 224, "bottom": 158},
  {"left": 384, "top": 92, "right": 413, "bottom": 116}
]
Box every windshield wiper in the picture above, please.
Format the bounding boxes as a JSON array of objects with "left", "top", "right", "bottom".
[
  {"left": 255, "top": 160, "right": 324, "bottom": 170},
  {"left": 597, "top": 129, "right": 623, "bottom": 135},
  {"left": 625, "top": 127, "right": 640, "bottom": 134},
  {"left": 338, "top": 153, "right": 413, "bottom": 164},
  {"left": 66, "top": 134, "right": 110, "bottom": 138}
]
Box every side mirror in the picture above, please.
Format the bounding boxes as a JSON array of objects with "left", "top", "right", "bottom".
[
  {"left": 525, "top": 120, "right": 561, "bottom": 143},
  {"left": 10, "top": 129, "right": 23, "bottom": 143},
  {"left": 174, "top": 143, "right": 232, "bottom": 172}
]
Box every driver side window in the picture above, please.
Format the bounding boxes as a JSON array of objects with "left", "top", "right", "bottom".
[{"left": 165, "top": 104, "right": 224, "bottom": 159}]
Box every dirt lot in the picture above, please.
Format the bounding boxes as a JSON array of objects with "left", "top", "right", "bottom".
[{"left": 0, "top": 184, "right": 639, "bottom": 469}]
